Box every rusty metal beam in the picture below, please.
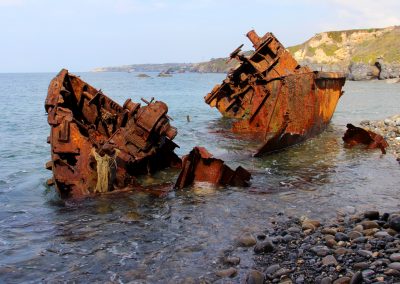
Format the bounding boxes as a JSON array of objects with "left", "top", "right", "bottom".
[
  {"left": 343, "top": 124, "right": 389, "bottom": 154},
  {"left": 175, "top": 147, "right": 251, "bottom": 189}
]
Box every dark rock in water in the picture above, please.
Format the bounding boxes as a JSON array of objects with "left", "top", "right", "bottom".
[
  {"left": 245, "top": 269, "right": 265, "bottom": 284},
  {"left": 335, "top": 232, "right": 349, "bottom": 242},
  {"left": 389, "top": 215, "right": 400, "bottom": 231},
  {"left": 364, "top": 211, "right": 379, "bottom": 220},
  {"left": 349, "top": 271, "right": 363, "bottom": 284},
  {"left": 215, "top": 267, "right": 237, "bottom": 278},
  {"left": 382, "top": 213, "right": 390, "bottom": 221},
  {"left": 254, "top": 239, "right": 274, "bottom": 254},
  {"left": 238, "top": 232, "right": 257, "bottom": 247},
  {"left": 136, "top": 73, "right": 150, "bottom": 78}
]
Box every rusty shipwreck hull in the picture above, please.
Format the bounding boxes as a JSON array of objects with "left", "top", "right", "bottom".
[
  {"left": 45, "top": 69, "right": 181, "bottom": 198},
  {"left": 205, "top": 30, "right": 346, "bottom": 156}
]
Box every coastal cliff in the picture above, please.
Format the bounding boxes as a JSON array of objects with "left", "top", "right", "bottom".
[
  {"left": 94, "top": 26, "right": 400, "bottom": 81},
  {"left": 289, "top": 26, "right": 400, "bottom": 80}
]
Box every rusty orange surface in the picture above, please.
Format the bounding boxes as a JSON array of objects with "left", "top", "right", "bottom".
[
  {"left": 175, "top": 147, "right": 251, "bottom": 189},
  {"left": 205, "top": 30, "right": 346, "bottom": 156},
  {"left": 343, "top": 124, "right": 389, "bottom": 154},
  {"left": 45, "top": 69, "right": 180, "bottom": 198}
]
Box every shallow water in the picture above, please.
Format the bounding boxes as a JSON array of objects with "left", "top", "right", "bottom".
[{"left": 0, "top": 72, "right": 399, "bottom": 282}]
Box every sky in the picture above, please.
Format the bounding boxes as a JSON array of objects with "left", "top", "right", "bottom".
[{"left": 0, "top": 0, "right": 399, "bottom": 72}]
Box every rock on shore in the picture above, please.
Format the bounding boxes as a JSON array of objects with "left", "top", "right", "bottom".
[
  {"left": 360, "top": 114, "right": 400, "bottom": 159},
  {"left": 213, "top": 210, "right": 400, "bottom": 283}
]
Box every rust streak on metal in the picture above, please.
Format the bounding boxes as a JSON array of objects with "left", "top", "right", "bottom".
[
  {"left": 175, "top": 147, "right": 251, "bottom": 189},
  {"left": 343, "top": 124, "right": 389, "bottom": 154},
  {"left": 205, "top": 30, "right": 346, "bottom": 156},
  {"left": 45, "top": 69, "right": 181, "bottom": 198}
]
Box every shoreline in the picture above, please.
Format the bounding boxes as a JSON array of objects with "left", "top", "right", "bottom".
[
  {"left": 360, "top": 115, "right": 400, "bottom": 160},
  {"left": 213, "top": 210, "right": 400, "bottom": 283}
]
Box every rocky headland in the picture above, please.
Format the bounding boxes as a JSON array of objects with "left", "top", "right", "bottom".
[{"left": 93, "top": 26, "right": 400, "bottom": 81}]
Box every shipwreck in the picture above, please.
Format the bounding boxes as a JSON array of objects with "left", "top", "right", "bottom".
[
  {"left": 205, "top": 30, "right": 346, "bottom": 156},
  {"left": 45, "top": 69, "right": 181, "bottom": 198},
  {"left": 45, "top": 70, "right": 251, "bottom": 198}
]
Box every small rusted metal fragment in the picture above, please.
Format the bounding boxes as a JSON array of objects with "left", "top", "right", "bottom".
[
  {"left": 175, "top": 147, "right": 251, "bottom": 189},
  {"left": 45, "top": 69, "right": 181, "bottom": 198},
  {"left": 205, "top": 30, "right": 346, "bottom": 156},
  {"left": 343, "top": 124, "right": 388, "bottom": 154}
]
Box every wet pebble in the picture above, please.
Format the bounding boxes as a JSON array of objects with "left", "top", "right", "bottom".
[
  {"left": 265, "top": 264, "right": 280, "bottom": 276},
  {"left": 245, "top": 269, "right": 264, "bottom": 284},
  {"left": 361, "top": 269, "right": 375, "bottom": 278},
  {"left": 311, "top": 245, "right": 331, "bottom": 257},
  {"left": 360, "top": 220, "right": 380, "bottom": 229},
  {"left": 353, "top": 262, "right": 369, "bottom": 270},
  {"left": 364, "top": 211, "right": 379, "bottom": 220},
  {"left": 389, "top": 216, "right": 400, "bottom": 232},
  {"left": 224, "top": 256, "right": 240, "bottom": 265},
  {"left": 322, "top": 255, "right": 338, "bottom": 266},
  {"left": 335, "top": 232, "right": 349, "bottom": 242},
  {"left": 238, "top": 232, "right": 257, "bottom": 247},
  {"left": 349, "top": 271, "right": 363, "bottom": 284},
  {"left": 215, "top": 267, "right": 237, "bottom": 278},
  {"left": 320, "top": 277, "right": 332, "bottom": 284},
  {"left": 347, "top": 231, "right": 363, "bottom": 240},
  {"left": 254, "top": 239, "right": 274, "bottom": 254},
  {"left": 390, "top": 253, "right": 400, "bottom": 262},
  {"left": 332, "top": 277, "right": 350, "bottom": 284},
  {"left": 388, "top": 262, "right": 400, "bottom": 270},
  {"left": 358, "top": 250, "right": 373, "bottom": 258}
]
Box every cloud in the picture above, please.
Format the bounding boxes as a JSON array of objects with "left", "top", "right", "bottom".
[{"left": 331, "top": 0, "right": 400, "bottom": 28}]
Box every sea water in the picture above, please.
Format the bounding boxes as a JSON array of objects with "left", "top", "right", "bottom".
[{"left": 0, "top": 72, "right": 399, "bottom": 282}]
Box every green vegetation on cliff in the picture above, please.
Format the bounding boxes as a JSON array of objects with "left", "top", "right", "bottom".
[{"left": 94, "top": 26, "right": 400, "bottom": 74}]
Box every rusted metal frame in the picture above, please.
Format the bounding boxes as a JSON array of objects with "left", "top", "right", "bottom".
[{"left": 263, "top": 78, "right": 284, "bottom": 139}]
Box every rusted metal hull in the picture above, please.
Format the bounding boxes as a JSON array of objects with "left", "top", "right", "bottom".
[
  {"left": 205, "top": 30, "right": 346, "bottom": 156},
  {"left": 343, "top": 124, "right": 388, "bottom": 154},
  {"left": 175, "top": 147, "right": 251, "bottom": 189},
  {"left": 45, "top": 69, "right": 180, "bottom": 198}
]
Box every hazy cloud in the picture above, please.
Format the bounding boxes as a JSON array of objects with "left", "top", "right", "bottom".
[{"left": 331, "top": 0, "right": 400, "bottom": 27}]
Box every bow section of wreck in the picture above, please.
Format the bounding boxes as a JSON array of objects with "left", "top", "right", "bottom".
[
  {"left": 45, "top": 69, "right": 181, "bottom": 198},
  {"left": 205, "top": 30, "right": 346, "bottom": 156}
]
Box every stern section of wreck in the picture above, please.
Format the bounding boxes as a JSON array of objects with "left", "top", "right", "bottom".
[{"left": 205, "top": 30, "right": 346, "bottom": 156}]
